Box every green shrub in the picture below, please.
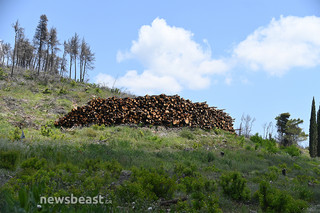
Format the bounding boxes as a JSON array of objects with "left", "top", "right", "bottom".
[
  {"left": 42, "top": 87, "right": 52, "bottom": 94},
  {"left": 92, "top": 124, "right": 105, "bottom": 130},
  {"left": 23, "top": 70, "right": 33, "bottom": 80},
  {"left": 84, "top": 128, "right": 97, "bottom": 138},
  {"left": 180, "top": 129, "right": 195, "bottom": 140},
  {"left": 207, "top": 152, "right": 215, "bottom": 162},
  {"left": 0, "top": 150, "right": 20, "bottom": 170},
  {"left": 0, "top": 67, "right": 8, "bottom": 80},
  {"left": 70, "top": 80, "right": 76, "bottom": 87},
  {"left": 116, "top": 181, "right": 149, "bottom": 204},
  {"left": 257, "top": 180, "right": 308, "bottom": 212},
  {"left": 111, "top": 88, "right": 120, "bottom": 94},
  {"left": 250, "top": 134, "right": 278, "bottom": 153},
  {"left": 281, "top": 145, "right": 301, "bottom": 157},
  {"left": 58, "top": 87, "right": 67, "bottom": 95},
  {"left": 132, "top": 167, "right": 177, "bottom": 200},
  {"left": 40, "top": 125, "right": 53, "bottom": 137},
  {"left": 174, "top": 162, "right": 197, "bottom": 177},
  {"left": 21, "top": 157, "right": 47, "bottom": 170},
  {"left": 264, "top": 166, "right": 280, "bottom": 181},
  {"left": 9, "top": 127, "right": 21, "bottom": 141},
  {"left": 293, "top": 163, "right": 302, "bottom": 170},
  {"left": 219, "top": 171, "right": 250, "bottom": 201}
]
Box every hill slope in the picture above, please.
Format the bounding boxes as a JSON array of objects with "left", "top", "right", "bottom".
[{"left": 0, "top": 67, "right": 320, "bottom": 212}]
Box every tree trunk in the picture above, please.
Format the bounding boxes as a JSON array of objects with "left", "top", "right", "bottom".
[
  {"left": 79, "top": 57, "right": 82, "bottom": 82},
  {"left": 69, "top": 55, "right": 72, "bottom": 79},
  {"left": 11, "top": 36, "right": 17, "bottom": 77},
  {"left": 37, "top": 43, "right": 42, "bottom": 76},
  {"left": 83, "top": 60, "right": 87, "bottom": 82},
  {"left": 74, "top": 55, "right": 77, "bottom": 81}
]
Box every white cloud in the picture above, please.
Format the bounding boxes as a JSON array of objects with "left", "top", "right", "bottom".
[
  {"left": 96, "top": 71, "right": 182, "bottom": 95},
  {"left": 233, "top": 15, "right": 320, "bottom": 76},
  {"left": 99, "top": 18, "right": 229, "bottom": 95}
]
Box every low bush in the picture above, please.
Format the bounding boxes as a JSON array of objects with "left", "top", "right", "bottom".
[
  {"left": 40, "top": 125, "right": 53, "bottom": 137},
  {"left": 180, "top": 129, "right": 195, "bottom": 140},
  {"left": 250, "top": 133, "right": 279, "bottom": 154},
  {"left": 0, "top": 150, "right": 20, "bottom": 170},
  {"left": 257, "top": 180, "right": 308, "bottom": 212},
  {"left": 281, "top": 145, "right": 301, "bottom": 157},
  {"left": 42, "top": 87, "right": 52, "bottom": 94},
  {"left": 9, "top": 127, "right": 21, "bottom": 141},
  {"left": 219, "top": 171, "right": 250, "bottom": 201},
  {"left": 21, "top": 157, "right": 47, "bottom": 170},
  {"left": 0, "top": 68, "right": 8, "bottom": 80}
]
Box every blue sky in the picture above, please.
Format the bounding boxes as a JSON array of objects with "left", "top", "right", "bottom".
[{"left": 1, "top": 0, "right": 320, "bottom": 146}]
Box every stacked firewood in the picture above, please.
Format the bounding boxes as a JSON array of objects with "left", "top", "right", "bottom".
[{"left": 54, "top": 94, "right": 234, "bottom": 132}]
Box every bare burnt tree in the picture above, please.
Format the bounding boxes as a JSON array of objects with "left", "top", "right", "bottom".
[
  {"left": 11, "top": 20, "right": 24, "bottom": 76},
  {"left": 239, "top": 114, "right": 256, "bottom": 138},
  {"left": 263, "top": 122, "right": 274, "bottom": 139},
  {"left": 0, "top": 40, "right": 3, "bottom": 65},
  {"left": 64, "top": 40, "right": 72, "bottom": 79},
  {"left": 4, "top": 43, "right": 11, "bottom": 67},
  {"left": 60, "top": 41, "right": 68, "bottom": 77},
  {"left": 79, "top": 38, "right": 95, "bottom": 82},
  {"left": 70, "top": 33, "right": 79, "bottom": 81}
]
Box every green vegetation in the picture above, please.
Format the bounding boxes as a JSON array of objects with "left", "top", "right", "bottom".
[
  {"left": 309, "top": 97, "right": 317, "bottom": 158},
  {"left": 275, "top": 112, "right": 307, "bottom": 147},
  {"left": 0, "top": 68, "right": 319, "bottom": 212}
]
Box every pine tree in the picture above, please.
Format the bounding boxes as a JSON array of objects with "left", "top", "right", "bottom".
[
  {"left": 33, "top": 14, "right": 48, "bottom": 75},
  {"left": 317, "top": 105, "right": 320, "bottom": 157},
  {"left": 309, "top": 97, "right": 317, "bottom": 158}
]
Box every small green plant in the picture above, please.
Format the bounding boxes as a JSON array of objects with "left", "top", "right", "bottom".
[
  {"left": 9, "top": 127, "right": 21, "bottom": 141},
  {"left": 70, "top": 80, "right": 76, "bottom": 87},
  {"left": 95, "top": 88, "right": 101, "bottom": 93},
  {"left": 257, "top": 180, "right": 307, "bottom": 212},
  {"left": 250, "top": 134, "right": 278, "bottom": 154},
  {"left": 207, "top": 152, "right": 215, "bottom": 162},
  {"left": 92, "top": 124, "right": 105, "bottom": 130},
  {"left": 58, "top": 87, "right": 67, "bottom": 95},
  {"left": 180, "top": 129, "right": 195, "bottom": 140},
  {"left": 219, "top": 171, "right": 250, "bottom": 201},
  {"left": 40, "top": 125, "right": 53, "bottom": 137},
  {"left": 0, "top": 150, "right": 20, "bottom": 170},
  {"left": 84, "top": 128, "right": 97, "bottom": 138},
  {"left": 111, "top": 87, "right": 120, "bottom": 94},
  {"left": 4, "top": 86, "right": 11, "bottom": 91},
  {"left": 0, "top": 68, "right": 8, "bottom": 80},
  {"left": 23, "top": 70, "right": 33, "bottom": 80},
  {"left": 42, "top": 87, "right": 52, "bottom": 94},
  {"left": 281, "top": 145, "right": 301, "bottom": 157},
  {"left": 21, "top": 157, "right": 47, "bottom": 170}
]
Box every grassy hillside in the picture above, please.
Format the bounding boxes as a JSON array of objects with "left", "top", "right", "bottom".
[{"left": 0, "top": 67, "right": 320, "bottom": 212}]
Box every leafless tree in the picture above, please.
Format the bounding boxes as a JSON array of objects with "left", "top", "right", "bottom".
[
  {"left": 79, "top": 38, "right": 95, "bottom": 82},
  {"left": 262, "top": 122, "right": 274, "bottom": 139},
  {"left": 11, "top": 20, "right": 24, "bottom": 76},
  {"left": 70, "top": 33, "right": 79, "bottom": 80},
  {"left": 239, "top": 114, "right": 256, "bottom": 138}
]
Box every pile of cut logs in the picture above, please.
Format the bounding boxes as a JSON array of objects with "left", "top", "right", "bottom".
[{"left": 54, "top": 94, "right": 234, "bottom": 132}]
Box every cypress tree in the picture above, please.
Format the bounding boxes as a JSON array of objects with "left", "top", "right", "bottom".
[
  {"left": 309, "top": 97, "right": 317, "bottom": 158},
  {"left": 317, "top": 106, "right": 320, "bottom": 157}
]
